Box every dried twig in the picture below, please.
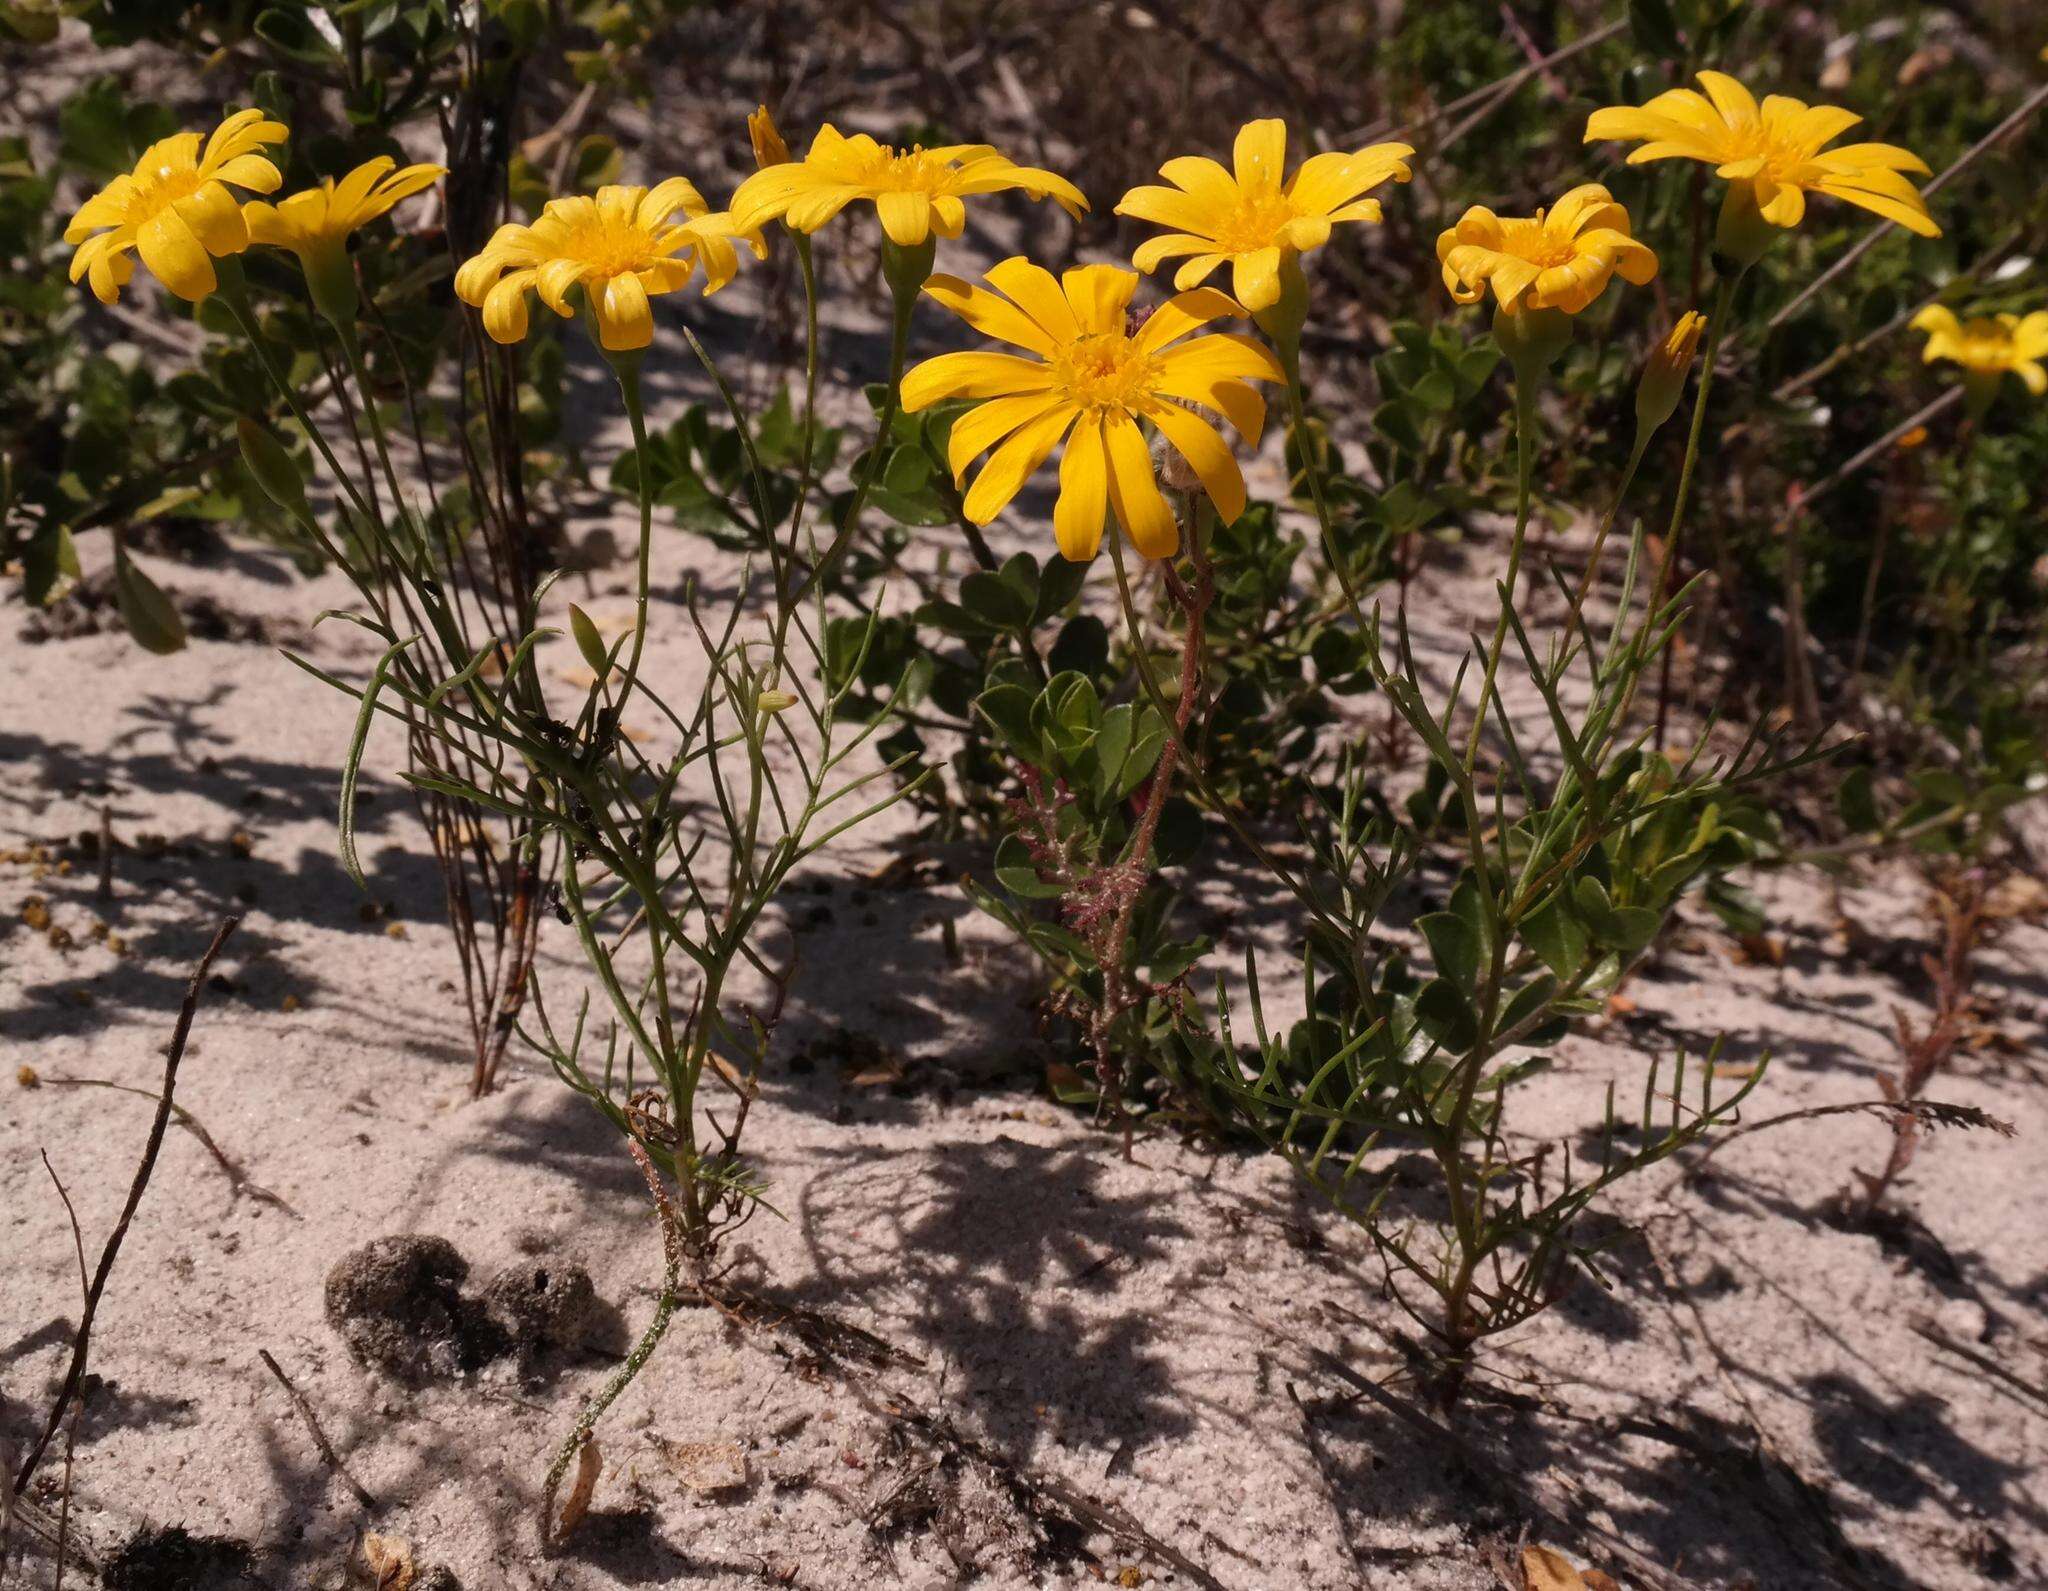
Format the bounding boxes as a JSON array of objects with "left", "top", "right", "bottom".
[
  {"left": 1684, "top": 1094, "right": 2013, "bottom": 1176},
  {"left": 11, "top": 915, "right": 239, "bottom": 1498},
  {"left": 1910, "top": 1319, "right": 2048, "bottom": 1417},
  {"left": 43, "top": 1076, "right": 299, "bottom": 1218},
  {"left": 257, "top": 1348, "right": 378, "bottom": 1510},
  {"left": 39, "top": 1152, "right": 91, "bottom": 1589}
]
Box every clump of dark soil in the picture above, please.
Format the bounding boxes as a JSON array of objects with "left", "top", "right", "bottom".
[
  {"left": 100, "top": 1524, "right": 256, "bottom": 1589},
  {"left": 324, "top": 1235, "right": 503, "bottom": 1379},
  {"left": 480, "top": 1258, "right": 622, "bottom": 1365}
]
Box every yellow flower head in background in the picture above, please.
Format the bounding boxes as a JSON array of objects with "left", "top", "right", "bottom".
[
  {"left": 1911, "top": 304, "right": 2048, "bottom": 396},
  {"left": 1585, "top": 71, "right": 1938, "bottom": 239},
  {"left": 1116, "top": 119, "right": 1414, "bottom": 312},
  {"left": 903, "top": 259, "right": 1282, "bottom": 561},
  {"left": 1437, "top": 184, "right": 1657, "bottom": 315},
  {"left": 243, "top": 157, "right": 445, "bottom": 265},
  {"left": 65, "top": 109, "right": 288, "bottom": 304},
  {"left": 728, "top": 124, "right": 1087, "bottom": 247},
  {"left": 456, "top": 181, "right": 762, "bottom": 351}
]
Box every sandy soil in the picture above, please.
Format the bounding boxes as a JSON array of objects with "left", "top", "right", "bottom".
[{"left": 6, "top": 58, "right": 2048, "bottom": 1591}]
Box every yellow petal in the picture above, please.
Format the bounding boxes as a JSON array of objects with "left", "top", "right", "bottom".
[
  {"left": 1814, "top": 178, "right": 1939, "bottom": 238},
  {"left": 1131, "top": 232, "right": 1214, "bottom": 273},
  {"left": 481, "top": 272, "right": 535, "bottom": 342},
  {"left": 596, "top": 271, "right": 654, "bottom": 349},
  {"left": 1053, "top": 411, "right": 1108, "bottom": 561},
  {"left": 136, "top": 208, "right": 217, "bottom": 301},
  {"left": 901, "top": 350, "right": 1052, "bottom": 411},
  {"left": 961, "top": 404, "right": 1074, "bottom": 524},
  {"left": 536, "top": 257, "right": 589, "bottom": 315},
  {"left": 211, "top": 153, "right": 282, "bottom": 194},
  {"left": 1115, "top": 182, "right": 1223, "bottom": 237},
  {"left": 946, "top": 392, "right": 1068, "bottom": 482},
  {"left": 1695, "top": 70, "right": 1760, "bottom": 127},
  {"left": 65, "top": 178, "right": 135, "bottom": 242},
  {"left": 1150, "top": 329, "right": 1283, "bottom": 385},
  {"left": 1103, "top": 413, "right": 1177, "bottom": 558},
  {"left": 1232, "top": 119, "right": 1288, "bottom": 192},
  {"left": 1133, "top": 287, "right": 1250, "bottom": 354},
  {"left": 1230, "top": 247, "right": 1282, "bottom": 313},
  {"left": 173, "top": 182, "right": 248, "bottom": 256},
  {"left": 923, "top": 271, "right": 1060, "bottom": 357},
  {"left": 986, "top": 257, "right": 1080, "bottom": 343},
  {"left": 1061, "top": 263, "right": 1137, "bottom": 334},
  {"left": 639, "top": 175, "right": 708, "bottom": 227},
  {"left": 876, "top": 190, "right": 932, "bottom": 246},
  {"left": 1152, "top": 361, "right": 1268, "bottom": 446}
]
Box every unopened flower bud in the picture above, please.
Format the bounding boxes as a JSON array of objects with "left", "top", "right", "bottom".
[
  {"left": 1636, "top": 310, "right": 1707, "bottom": 437},
  {"left": 757, "top": 688, "right": 797, "bottom": 713},
  {"left": 748, "top": 105, "right": 791, "bottom": 171}
]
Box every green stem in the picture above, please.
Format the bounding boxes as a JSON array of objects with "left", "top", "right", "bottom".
[
  {"left": 1461, "top": 371, "right": 1538, "bottom": 774},
  {"left": 787, "top": 280, "right": 915, "bottom": 612},
  {"left": 218, "top": 282, "right": 379, "bottom": 530},
  {"left": 332, "top": 319, "right": 412, "bottom": 540},
  {"left": 1646, "top": 273, "right": 1739, "bottom": 744},
  {"left": 612, "top": 360, "right": 656, "bottom": 713},
  {"left": 783, "top": 234, "right": 823, "bottom": 579}
]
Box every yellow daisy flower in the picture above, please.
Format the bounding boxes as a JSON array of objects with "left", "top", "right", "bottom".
[
  {"left": 1911, "top": 304, "right": 2048, "bottom": 396},
  {"left": 455, "top": 181, "right": 762, "bottom": 351},
  {"left": 1437, "top": 184, "right": 1658, "bottom": 315},
  {"left": 64, "top": 108, "right": 289, "bottom": 305},
  {"left": 901, "top": 258, "right": 1283, "bottom": 561},
  {"left": 243, "top": 156, "right": 445, "bottom": 319},
  {"left": 1115, "top": 119, "right": 1413, "bottom": 313},
  {"left": 1584, "top": 71, "right": 1938, "bottom": 240},
  {"left": 728, "top": 123, "right": 1087, "bottom": 248}
]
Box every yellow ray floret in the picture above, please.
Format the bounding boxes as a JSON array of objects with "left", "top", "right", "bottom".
[
  {"left": 1117, "top": 119, "right": 1413, "bottom": 312},
  {"left": 728, "top": 123, "right": 1086, "bottom": 247},
  {"left": 455, "top": 181, "right": 763, "bottom": 351},
  {"left": 902, "top": 258, "right": 1283, "bottom": 562},
  {"left": 1437, "top": 184, "right": 1658, "bottom": 315},
  {"left": 242, "top": 156, "right": 445, "bottom": 263},
  {"left": 65, "top": 108, "right": 289, "bottom": 304},
  {"left": 1585, "top": 70, "right": 1938, "bottom": 238},
  {"left": 1911, "top": 305, "right": 2048, "bottom": 396}
]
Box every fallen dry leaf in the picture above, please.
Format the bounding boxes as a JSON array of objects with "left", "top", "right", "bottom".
[
  {"left": 362, "top": 1532, "right": 414, "bottom": 1590},
  {"left": 1521, "top": 1544, "right": 1618, "bottom": 1591},
  {"left": 555, "top": 1437, "right": 602, "bottom": 1543},
  {"left": 1730, "top": 932, "right": 1785, "bottom": 967},
  {"left": 657, "top": 1436, "right": 749, "bottom": 1496}
]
